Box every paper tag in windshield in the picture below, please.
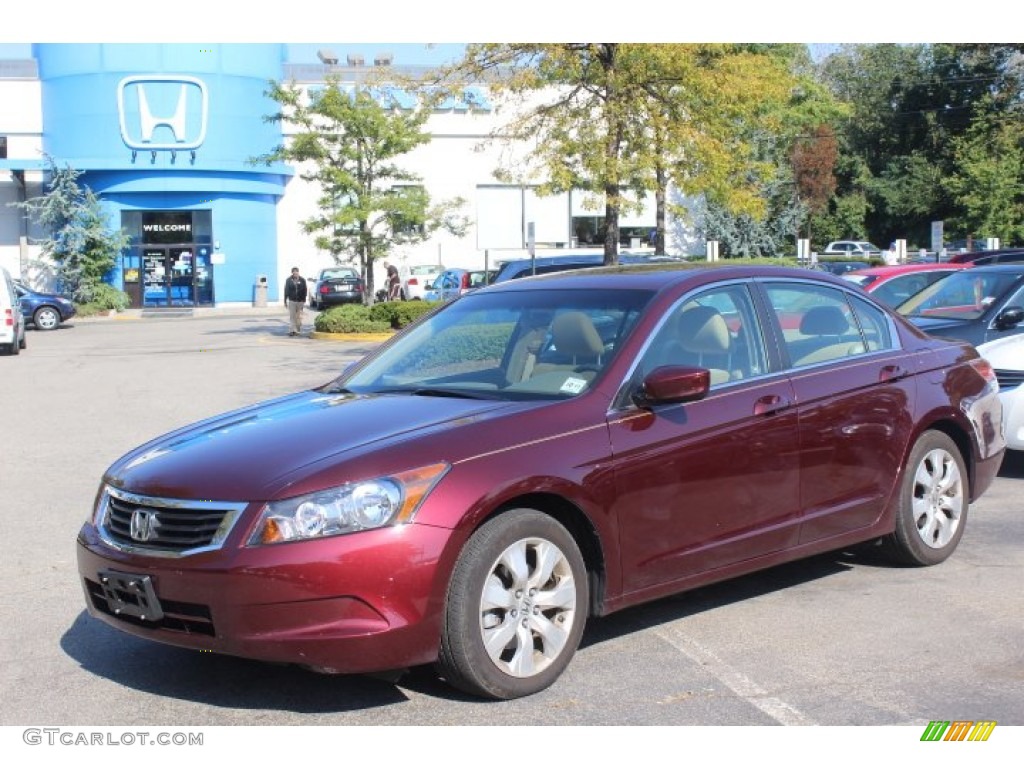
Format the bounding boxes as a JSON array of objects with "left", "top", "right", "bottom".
[{"left": 560, "top": 377, "right": 588, "bottom": 394}]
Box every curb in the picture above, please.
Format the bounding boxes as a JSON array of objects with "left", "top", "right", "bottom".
[{"left": 309, "top": 331, "right": 394, "bottom": 342}]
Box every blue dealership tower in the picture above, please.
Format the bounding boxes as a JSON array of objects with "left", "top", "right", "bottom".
[{"left": 34, "top": 43, "right": 293, "bottom": 306}]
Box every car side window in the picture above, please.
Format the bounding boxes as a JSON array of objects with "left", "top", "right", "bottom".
[
  {"left": 638, "top": 284, "right": 767, "bottom": 387},
  {"left": 848, "top": 295, "right": 894, "bottom": 351},
  {"left": 764, "top": 284, "right": 876, "bottom": 368}
]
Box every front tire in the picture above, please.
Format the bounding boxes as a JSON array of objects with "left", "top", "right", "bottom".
[
  {"left": 886, "top": 430, "right": 969, "bottom": 566},
  {"left": 33, "top": 306, "right": 61, "bottom": 330},
  {"left": 438, "top": 511, "right": 588, "bottom": 700}
]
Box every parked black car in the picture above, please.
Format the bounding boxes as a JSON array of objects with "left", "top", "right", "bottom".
[
  {"left": 15, "top": 281, "right": 76, "bottom": 330},
  {"left": 310, "top": 267, "right": 364, "bottom": 309},
  {"left": 897, "top": 264, "right": 1024, "bottom": 346},
  {"left": 492, "top": 253, "right": 672, "bottom": 283},
  {"left": 947, "top": 248, "right": 1024, "bottom": 266}
]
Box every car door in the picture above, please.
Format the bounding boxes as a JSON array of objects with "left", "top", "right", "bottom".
[
  {"left": 759, "top": 280, "right": 916, "bottom": 543},
  {"left": 608, "top": 282, "right": 801, "bottom": 594}
]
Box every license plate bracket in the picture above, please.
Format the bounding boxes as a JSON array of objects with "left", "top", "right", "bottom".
[{"left": 97, "top": 570, "right": 165, "bottom": 622}]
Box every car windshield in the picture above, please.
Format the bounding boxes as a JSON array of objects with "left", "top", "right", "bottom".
[
  {"left": 334, "top": 288, "right": 653, "bottom": 400},
  {"left": 842, "top": 274, "right": 875, "bottom": 287},
  {"left": 411, "top": 265, "right": 443, "bottom": 276},
  {"left": 321, "top": 269, "right": 358, "bottom": 280},
  {"left": 897, "top": 271, "right": 1021, "bottom": 320}
]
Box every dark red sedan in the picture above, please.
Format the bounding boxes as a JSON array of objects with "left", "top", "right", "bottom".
[{"left": 77, "top": 265, "right": 1006, "bottom": 699}]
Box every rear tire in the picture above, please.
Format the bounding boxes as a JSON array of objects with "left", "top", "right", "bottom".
[
  {"left": 886, "top": 430, "right": 968, "bottom": 566},
  {"left": 33, "top": 306, "right": 61, "bottom": 330},
  {"left": 438, "top": 511, "right": 588, "bottom": 700}
]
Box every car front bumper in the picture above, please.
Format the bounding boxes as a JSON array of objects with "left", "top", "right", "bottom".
[
  {"left": 76, "top": 521, "right": 458, "bottom": 673},
  {"left": 318, "top": 292, "right": 363, "bottom": 306}
]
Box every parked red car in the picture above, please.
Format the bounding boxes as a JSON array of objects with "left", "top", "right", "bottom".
[
  {"left": 77, "top": 265, "right": 1005, "bottom": 699},
  {"left": 843, "top": 263, "right": 967, "bottom": 307}
]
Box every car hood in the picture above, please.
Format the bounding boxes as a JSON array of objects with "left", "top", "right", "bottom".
[
  {"left": 906, "top": 315, "right": 978, "bottom": 333},
  {"left": 105, "top": 390, "right": 532, "bottom": 501}
]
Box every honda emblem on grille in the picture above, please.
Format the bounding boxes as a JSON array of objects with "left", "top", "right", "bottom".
[{"left": 129, "top": 508, "right": 161, "bottom": 542}]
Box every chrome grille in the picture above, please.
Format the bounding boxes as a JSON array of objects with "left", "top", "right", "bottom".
[
  {"left": 994, "top": 369, "right": 1023, "bottom": 390},
  {"left": 98, "top": 486, "right": 246, "bottom": 557}
]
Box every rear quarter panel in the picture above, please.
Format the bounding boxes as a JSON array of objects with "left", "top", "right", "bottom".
[{"left": 909, "top": 335, "right": 1005, "bottom": 500}]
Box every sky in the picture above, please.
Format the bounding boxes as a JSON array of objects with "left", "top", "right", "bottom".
[
  {"left": 1, "top": 1, "right": 994, "bottom": 51},
  {"left": 0, "top": 42, "right": 469, "bottom": 68}
]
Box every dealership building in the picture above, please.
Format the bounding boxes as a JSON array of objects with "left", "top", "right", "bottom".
[{"left": 0, "top": 44, "right": 676, "bottom": 307}]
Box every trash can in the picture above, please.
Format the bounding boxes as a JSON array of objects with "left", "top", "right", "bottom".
[{"left": 253, "top": 275, "right": 268, "bottom": 307}]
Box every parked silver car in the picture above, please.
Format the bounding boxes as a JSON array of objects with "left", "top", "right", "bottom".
[{"left": 1, "top": 267, "right": 27, "bottom": 355}]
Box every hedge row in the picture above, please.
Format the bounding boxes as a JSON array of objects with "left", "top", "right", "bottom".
[
  {"left": 368, "top": 300, "right": 443, "bottom": 328},
  {"left": 314, "top": 300, "right": 443, "bottom": 334}
]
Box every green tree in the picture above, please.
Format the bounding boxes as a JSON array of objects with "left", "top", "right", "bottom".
[
  {"left": 12, "top": 156, "right": 128, "bottom": 302},
  {"left": 256, "top": 77, "right": 468, "bottom": 298},
  {"left": 948, "top": 105, "right": 1024, "bottom": 243},
  {"left": 818, "top": 43, "right": 1024, "bottom": 247},
  {"left": 440, "top": 44, "right": 806, "bottom": 264},
  {"left": 701, "top": 172, "right": 806, "bottom": 257}
]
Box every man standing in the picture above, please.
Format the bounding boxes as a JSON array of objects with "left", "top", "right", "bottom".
[
  {"left": 283, "top": 267, "right": 308, "bottom": 336},
  {"left": 384, "top": 261, "right": 401, "bottom": 301}
]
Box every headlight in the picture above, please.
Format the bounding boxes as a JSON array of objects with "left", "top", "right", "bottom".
[
  {"left": 248, "top": 462, "right": 449, "bottom": 545},
  {"left": 89, "top": 483, "right": 109, "bottom": 525}
]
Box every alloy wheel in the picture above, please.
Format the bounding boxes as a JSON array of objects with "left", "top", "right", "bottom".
[{"left": 478, "top": 536, "right": 578, "bottom": 678}]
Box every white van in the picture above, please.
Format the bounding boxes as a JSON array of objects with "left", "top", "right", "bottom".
[{"left": 1, "top": 266, "right": 27, "bottom": 356}]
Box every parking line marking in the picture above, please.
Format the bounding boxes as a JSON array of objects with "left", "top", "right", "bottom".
[{"left": 655, "top": 626, "right": 817, "bottom": 726}]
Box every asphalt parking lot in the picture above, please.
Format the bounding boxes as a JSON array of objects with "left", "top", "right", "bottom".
[{"left": 2, "top": 308, "right": 1023, "bottom": 729}]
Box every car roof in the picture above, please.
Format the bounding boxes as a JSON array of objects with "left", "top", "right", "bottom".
[
  {"left": 481, "top": 262, "right": 856, "bottom": 295},
  {"left": 947, "top": 247, "right": 1024, "bottom": 263},
  {"left": 956, "top": 263, "right": 1024, "bottom": 273}
]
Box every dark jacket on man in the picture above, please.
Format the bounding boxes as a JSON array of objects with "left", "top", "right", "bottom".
[{"left": 284, "top": 274, "right": 308, "bottom": 303}]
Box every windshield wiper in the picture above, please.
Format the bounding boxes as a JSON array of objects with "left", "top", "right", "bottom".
[
  {"left": 377, "top": 387, "right": 501, "bottom": 400},
  {"left": 322, "top": 385, "right": 356, "bottom": 395}
]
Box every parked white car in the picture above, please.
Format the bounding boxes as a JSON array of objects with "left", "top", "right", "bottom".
[
  {"left": 978, "top": 336, "right": 1024, "bottom": 450},
  {"left": 1, "top": 266, "right": 27, "bottom": 356},
  {"left": 401, "top": 264, "right": 445, "bottom": 301},
  {"left": 824, "top": 240, "right": 882, "bottom": 257}
]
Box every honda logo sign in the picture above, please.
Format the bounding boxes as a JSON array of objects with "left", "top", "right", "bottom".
[{"left": 117, "top": 75, "right": 209, "bottom": 152}]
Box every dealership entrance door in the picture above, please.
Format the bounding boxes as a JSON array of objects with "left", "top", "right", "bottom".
[
  {"left": 122, "top": 245, "right": 215, "bottom": 308},
  {"left": 121, "top": 211, "right": 215, "bottom": 308}
]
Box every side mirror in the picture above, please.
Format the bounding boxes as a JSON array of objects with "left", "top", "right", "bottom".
[
  {"left": 994, "top": 305, "right": 1024, "bottom": 330},
  {"left": 633, "top": 366, "right": 710, "bottom": 408}
]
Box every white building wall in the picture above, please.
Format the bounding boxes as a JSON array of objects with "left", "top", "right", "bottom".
[{"left": 0, "top": 78, "right": 45, "bottom": 281}]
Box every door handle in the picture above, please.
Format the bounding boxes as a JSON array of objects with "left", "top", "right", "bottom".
[
  {"left": 879, "top": 364, "right": 909, "bottom": 383},
  {"left": 753, "top": 394, "right": 792, "bottom": 416}
]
